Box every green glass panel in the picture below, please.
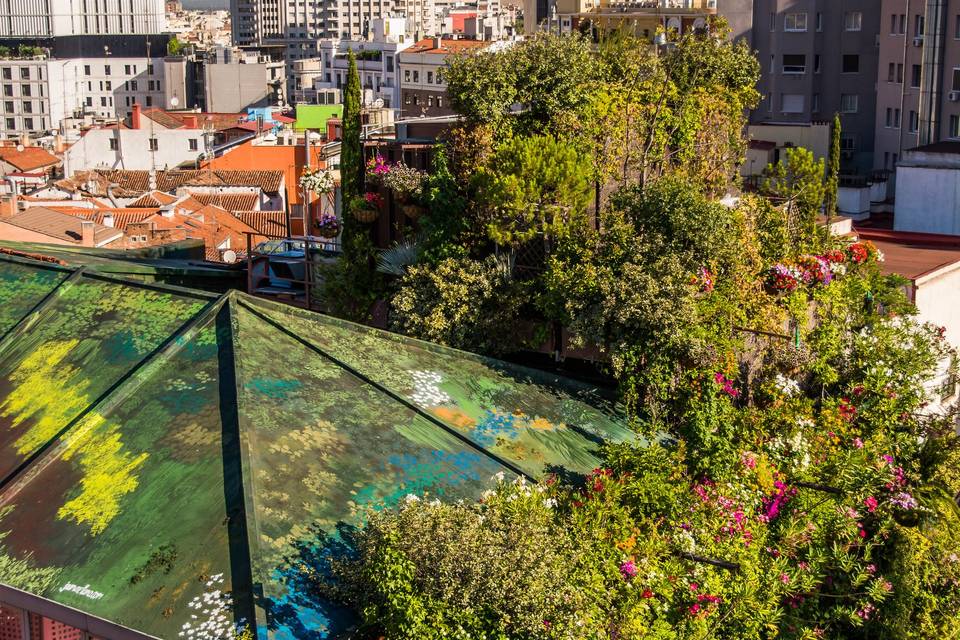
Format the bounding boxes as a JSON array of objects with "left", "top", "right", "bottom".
[
  {"left": 0, "top": 308, "right": 241, "bottom": 639},
  {"left": 0, "top": 261, "right": 67, "bottom": 335},
  {"left": 244, "top": 298, "right": 635, "bottom": 478},
  {"left": 232, "top": 304, "right": 512, "bottom": 637},
  {"left": 0, "top": 275, "right": 207, "bottom": 480}
]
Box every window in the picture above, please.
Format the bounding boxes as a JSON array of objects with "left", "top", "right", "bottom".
[
  {"left": 888, "top": 62, "right": 895, "bottom": 82},
  {"left": 149, "top": 137, "right": 158, "bottom": 151},
  {"left": 413, "top": 95, "right": 419, "bottom": 105},
  {"left": 782, "top": 54, "right": 806, "bottom": 74},
  {"left": 781, "top": 93, "right": 804, "bottom": 113},
  {"left": 109, "top": 138, "right": 118, "bottom": 150},
  {"left": 841, "top": 94, "right": 859, "bottom": 113},
  {"left": 897, "top": 63, "right": 904, "bottom": 83},
  {"left": 769, "top": 12, "right": 775, "bottom": 31},
  {"left": 19, "top": 67, "right": 28, "bottom": 80},
  {"left": 894, "top": 108, "right": 901, "bottom": 127},
  {"left": 427, "top": 71, "right": 433, "bottom": 83},
  {"left": 404, "top": 93, "right": 411, "bottom": 105},
  {"left": 885, "top": 107, "right": 892, "bottom": 127},
  {"left": 20, "top": 84, "right": 29, "bottom": 96},
  {"left": 189, "top": 138, "right": 198, "bottom": 151},
  {"left": 23, "top": 117, "right": 32, "bottom": 129},
  {"left": 784, "top": 12, "right": 807, "bottom": 31},
  {"left": 130, "top": 80, "right": 137, "bottom": 91},
  {"left": 814, "top": 54, "right": 821, "bottom": 73},
  {"left": 104, "top": 64, "right": 111, "bottom": 75},
  {"left": 952, "top": 67, "right": 960, "bottom": 91},
  {"left": 0, "top": 68, "right": 9, "bottom": 80},
  {"left": 915, "top": 14, "right": 925, "bottom": 37},
  {"left": 3, "top": 101, "right": 11, "bottom": 113},
  {"left": 891, "top": 14, "right": 898, "bottom": 34},
  {"left": 816, "top": 12, "right": 823, "bottom": 31},
  {"left": 100, "top": 96, "right": 107, "bottom": 107},
  {"left": 845, "top": 11, "right": 862, "bottom": 31},
  {"left": 436, "top": 69, "right": 443, "bottom": 83},
  {"left": 147, "top": 64, "right": 154, "bottom": 75},
  {"left": 428, "top": 95, "right": 434, "bottom": 107},
  {"left": 841, "top": 135, "right": 856, "bottom": 151},
  {"left": 145, "top": 96, "right": 152, "bottom": 106},
  {"left": 909, "top": 110, "right": 918, "bottom": 132},
  {"left": 950, "top": 115, "right": 960, "bottom": 138},
  {"left": 85, "top": 97, "right": 92, "bottom": 107},
  {"left": 84, "top": 64, "right": 91, "bottom": 75},
  {"left": 899, "top": 14, "right": 907, "bottom": 33},
  {"left": 412, "top": 70, "right": 419, "bottom": 82},
  {"left": 4, "top": 118, "right": 13, "bottom": 130},
  {"left": 811, "top": 93, "right": 819, "bottom": 113},
  {"left": 884, "top": 151, "right": 890, "bottom": 169},
  {"left": 4, "top": 85, "right": 13, "bottom": 97},
  {"left": 124, "top": 64, "right": 131, "bottom": 74},
  {"left": 404, "top": 69, "right": 410, "bottom": 82},
  {"left": 21, "top": 101, "right": 30, "bottom": 113},
  {"left": 437, "top": 96, "right": 443, "bottom": 108},
  {"left": 842, "top": 55, "right": 859, "bottom": 73},
  {"left": 956, "top": 14, "right": 960, "bottom": 39},
  {"left": 104, "top": 80, "right": 111, "bottom": 91}
]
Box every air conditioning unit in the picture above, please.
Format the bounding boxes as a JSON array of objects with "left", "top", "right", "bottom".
[
  {"left": 913, "top": 36, "right": 924, "bottom": 47},
  {"left": 949, "top": 91, "right": 960, "bottom": 102}
]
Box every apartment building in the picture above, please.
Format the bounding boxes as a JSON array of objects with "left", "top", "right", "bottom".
[
  {"left": 0, "top": 0, "right": 166, "bottom": 37},
  {"left": 398, "top": 37, "right": 495, "bottom": 118},
  {"left": 230, "top": 0, "right": 403, "bottom": 95},
  {"left": 0, "top": 37, "right": 170, "bottom": 139},
  {"left": 292, "top": 18, "right": 411, "bottom": 108},
  {"left": 875, "top": 0, "right": 960, "bottom": 173},
  {"left": 750, "top": 1, "right": 880, "bottom": 175}
]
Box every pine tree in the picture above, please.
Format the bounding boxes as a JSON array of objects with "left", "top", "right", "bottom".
[
  {"left": 824, "top": 113, "right": 841, "bottom": 221},
  {"left": 341, "top": 50, "right": 363, "bottom": 224}
]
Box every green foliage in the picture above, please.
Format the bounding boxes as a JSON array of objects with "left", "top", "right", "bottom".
[
  {"left": 474, "top": 134, "right": 592, "bottom": 246},
  {"left": 417, "top": 147, "right": 470, "bottom": 264},
  {"left": 167, "top": 37, "right": 184, "bottom": 56},
  {"left": 341, "top": 50, "right": 363, "bottom": 219},
  {"left": 763, "top": 147, "right": 826, "bottom": 251},
  {"left": 824, "top": 113, "right": 841, "bottom": 219},
  {"left": 389, "top": 255, "right": 524, "bottom": 355}
]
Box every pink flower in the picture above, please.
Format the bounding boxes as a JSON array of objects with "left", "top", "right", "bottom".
[
  {"left": 688, "top": 603, "right": 701, "bottom": 616},
  {"left": 619, "top": 561, "right": 638, "bottom": 581},
  {"left": 689, "top": 582, "right": 699, "bottom": 592},
  {"left": 780, "top": 573, "right": 791, "bottom": 584},
  {"left": 864, "top": 496, "right": 878, "bottom": 513},
  {"left": 853, "top": 437, "right": 864, "bottom": 448},
  {"left": 866, "top": 564, "right": 876, "bottom": 574}
]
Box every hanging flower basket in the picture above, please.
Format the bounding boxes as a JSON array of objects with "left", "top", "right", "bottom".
[
  {"left": 299, "top": 168, "right": 336, "bottom": 194},
  {"left": 353, "top": 192, "right": 382, "bottom": 223},
  {"left": 365, "top": 155, "right": 390, "bottom": 187},
  {"left": 382, "top": 162, "right": 425, "bottom": 203},
  {"left": 401, "top": 203, "right": 426, "bottom": 221},
  {"left": 314, "top": 213, "right": 341, "bottom": 239}
]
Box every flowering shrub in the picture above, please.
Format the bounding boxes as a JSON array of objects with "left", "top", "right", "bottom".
[
  {"left": 362, "top": 191, "right": 383, "bottom": 208},
  {"left": 365, "top": 154, "right": 390, "bottom": 185},
  {"left": 299, "top": 168, "right": 335, "bottom": 193},
  {"left": 381, "top": 162, "right": 426, "bottom": 200}
]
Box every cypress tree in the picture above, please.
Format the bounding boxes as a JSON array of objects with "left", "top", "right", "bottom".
[
  {"left": 824, "top": 113, "right": 841, "bottom": 221},
  {"left": 341, "top": 50, "right": 363, "bottom": 225}
]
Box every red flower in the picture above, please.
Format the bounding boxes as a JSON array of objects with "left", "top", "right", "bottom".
[{"left": 641, "top": 589, "right": 654, "bottom": 599}]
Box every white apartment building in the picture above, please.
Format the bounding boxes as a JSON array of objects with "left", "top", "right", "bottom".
[
  {"left": 0, "top": 0, "right": 166, "bottom": 37},
  {"left": 0, "top": 53, "right": 167, "bottom": 138},
  {"left": 293, "top": 18, "right": 410, "bottom": 108}
]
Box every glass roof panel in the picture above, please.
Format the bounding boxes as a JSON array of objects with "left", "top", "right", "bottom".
[{"left": 0, "top": 260, "right": 68, "bottom": 335}]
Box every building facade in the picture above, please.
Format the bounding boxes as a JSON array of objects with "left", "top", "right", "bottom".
[
  {"left": 875, "top": 0, "right": 960, "bottom": 173},
  {"left": 750, "top": 0, "right": 881, "bottom": 175},
  {"left": 0, "top": 0, "right": 166, "bottom": 37},
  {"left": 397, "top": 37, "right": 491, "bottom": 118}
]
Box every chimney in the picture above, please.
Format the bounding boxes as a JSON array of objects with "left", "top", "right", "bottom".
[
  {"left": 183, "top": 114, "right": 198, "bottom": 129},
  {"left": 433, "top": 36, "right": 442, "bottom": 49},
  {"left": 80, "top": 219, "right": 95, "bottom": 246},
  {"left": 326, "top": 117, "right": 341, "bottom": 142},
  {"left": 103, "top": 212, "right": 115, "bottom": 228},
  {"left": 19, "top": 133, "right": 30, "bottom": 148},
  {"left": 131, "top": 103, "right": 142, "bottom": 130}
]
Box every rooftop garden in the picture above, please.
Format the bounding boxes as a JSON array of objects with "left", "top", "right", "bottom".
[
  {"left": 307, "top": 33, "right": 960, "bottom": 639},
  {"left": 0, "top": 45, "right": 48, "bottom": 60}
]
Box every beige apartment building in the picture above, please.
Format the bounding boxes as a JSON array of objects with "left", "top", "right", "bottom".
[{"left": 875, "top": 0, "right": 960, "bottom": 173}]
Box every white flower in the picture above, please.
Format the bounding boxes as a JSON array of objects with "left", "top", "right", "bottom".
[
  {"left": 543, "top": 498, "right": 557, "bottom": 509},
  {"left": 491, "top": 471, "right": 506, "bottom": 482},
  {"left": 404, "top": 493, "right": 421, "bottom": 504}
]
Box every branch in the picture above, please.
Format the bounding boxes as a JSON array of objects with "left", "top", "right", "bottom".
[{"left": 675, "top": 551, "right": 740, "bottom": 572}]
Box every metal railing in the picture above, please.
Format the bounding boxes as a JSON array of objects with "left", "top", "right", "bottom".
[{"left": 245, "top": 231, "right": 341, "bottom": 308}]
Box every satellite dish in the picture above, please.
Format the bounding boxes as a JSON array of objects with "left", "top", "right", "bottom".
[
  {"left": 15, "top": 145, "right": 23, "bottom": 152},
  {"left": 222, "top": 249, "right": 238, "bottom": 263},
  {"left": 169, "top": 96, "right": 180, "bottom": 108},
  {"left": 372, "top": 98, "right": 384, "bottom": 108}
]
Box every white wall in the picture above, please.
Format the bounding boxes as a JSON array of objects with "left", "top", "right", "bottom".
[
  {"left": 895, "top": 165, "right": 960, "bottom": 234},
  {"left": 914, "top": 265, "right": 960, "bottom": 412},
  {"left": 64, "top": 128, "right": 204, "bottom": 172}
]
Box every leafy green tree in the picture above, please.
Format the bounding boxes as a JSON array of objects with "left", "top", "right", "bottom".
[
  {"left": 474, "top": 135, "right": 592, "bottom": 246},
  {"left": 763, "top": 147, "right": 826, "bottom": 251},
  {"left": 340, "top": 50, "right": 363, "bottom": 221},
  {"left": 167, "top": 37, "right": 184, "bottom": 56}
]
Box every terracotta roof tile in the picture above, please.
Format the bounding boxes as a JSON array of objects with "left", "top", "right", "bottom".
[
  {"left": 404, "top": 38, "right": 491, "bottom": 55},
  {"left": 2, "top": 206, "right": 121, "bottom": 245},
  {"left": 128, "top": 191, "right": 180, "bottom": 207},
  {"left": 0, "top": 147, "right": 61, "bottom": 171},
  {"left": 142, "top": 109, "right": 247, "bottom": 132},
  {"left": 189, "top": 192, "right": 260, "bottom": 211},
  {"left": 53, "top": 207, "right": 158, "bottom": 232},
  {"left": 232, "top": 210, "right": 288, "bottom": 236},
  {"left": 57, "top": 169, "right": 285, "bottom": 197}
]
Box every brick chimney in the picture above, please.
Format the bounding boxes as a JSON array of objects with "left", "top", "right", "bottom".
[
  {"left": 80, "top": 219, "right": 95, "bottom": 246},
  {"left": 131, "top": 103, "right": 142, "bottom": 130},
  {"left": 183, "top": 114, "right": 198, "bottom": 129},
  {"left": 326, "top": 117, "right": 341, "bottom": 141}
]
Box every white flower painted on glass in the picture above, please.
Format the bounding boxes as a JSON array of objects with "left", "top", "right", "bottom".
[
  {"left": 177, "top": 573, "right": 245, "bottom": 640},
  {"left": 409, "top": 370, "right": 451, "bottom": 406}
]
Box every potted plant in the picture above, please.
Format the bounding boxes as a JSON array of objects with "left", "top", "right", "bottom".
[
  {"left": 365, "top": 155, "right": 390, "bottom": 187},
  {"left": 382, "top": 162, "right": 426, "bottom": 219},
  {"left": 300, "top": 167, "right": 336, "bottom": 194},
  {"left": 353, "top": 192, "right": 382, "bottom": 224},
  {"left": 314, "top": 212, "right": 342, "bottom": 239}
]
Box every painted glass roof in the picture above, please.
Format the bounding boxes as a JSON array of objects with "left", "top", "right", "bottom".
[{"left": 0, "top": 255, "right": 635, "bottom": 639}]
